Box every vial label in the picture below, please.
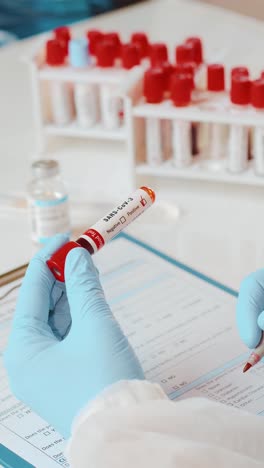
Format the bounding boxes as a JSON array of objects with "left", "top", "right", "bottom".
[
  {"left": 100, "top": 85, "right": 124, "bottom": 129},
  {"left": 228, "top": 125, "right": 248, "bottom": 173},
  {"left": 29, "top": 196, "right": 71, "bottom": 243},
  {"left": 79, "top": 188, "right": 153, "bottom": 253},
  {"left": 50, "top": 81, "right": 74, "bottom": 126},
  {"left": 74, "top": 83, "right": 99, "bottom": 128},
  {"left": 146, "top": 117, "right": 163, "bottom": 166},
  {"left": 172, "top": 120, "right": 192, "bottom": 168},
  {"left": 254, "top": 127, "right": 264, "bottom": 176}
]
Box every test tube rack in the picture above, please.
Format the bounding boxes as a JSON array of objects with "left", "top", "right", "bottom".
[
  {"left": 129, "top": 92, "right": 264, "bottom": 188},
  {"left": 28, "top": 36, "right": 264, "bottom": 190},
  {"left": 28, "top": 45, "right": 144, "bottom": 149}
]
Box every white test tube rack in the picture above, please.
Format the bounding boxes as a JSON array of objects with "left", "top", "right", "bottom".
[
  {"left": 128, "top": 91, "right": 264, "bottom": 188},
  {"left": 28, "top": 44, "right": 144, "bottom": 152},
  {"left": 28, "top": 42, "right": 264, "bottom": 189}
]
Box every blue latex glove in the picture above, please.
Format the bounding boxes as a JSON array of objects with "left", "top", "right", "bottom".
[
  {"left": 4, "top": 234, "right": 144, "bottom": 439},
  {"left": 237, "top": 270, "right": 264, "bottom": 349}
]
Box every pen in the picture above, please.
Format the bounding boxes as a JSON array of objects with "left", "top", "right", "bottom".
[{"left": 243, "top": 335, "right": 264, "bottom": 372}]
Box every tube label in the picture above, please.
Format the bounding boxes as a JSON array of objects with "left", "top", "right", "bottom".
[{"left": 79, "top": 188, "right": 153, "bottom": 252}]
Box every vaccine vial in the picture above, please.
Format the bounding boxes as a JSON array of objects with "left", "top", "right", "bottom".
[
  {"left": 251, "top": 79, "right": 264, "bottom": 176},
  {"left": 143, "top": 68, "right": 165, "bottom": 166},
  {"left": 46, "top": 39, "right": 74, "bottom": 125},
  {"left": 228, "top": 75, "right": 251, "bottom": 173},
  {"left": 96, "top": 40, "right": 124, "bottom": 129},
  {"left": 69, "top": 38, "right": 99, "bottom": 128},
  {"left": 28, "top": 160, "right": 71, "bottom": 244},
  {"left": 171, "top": 73, "right": 192, "bottom": 168}
]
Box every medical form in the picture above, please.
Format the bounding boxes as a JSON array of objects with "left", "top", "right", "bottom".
[{"left": 1, "top": 234, "right": 264, "bottom": 467}]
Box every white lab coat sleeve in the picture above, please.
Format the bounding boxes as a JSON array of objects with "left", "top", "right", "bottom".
[{"left": 66, "top": 380, "right": 264, "bottom": 468}]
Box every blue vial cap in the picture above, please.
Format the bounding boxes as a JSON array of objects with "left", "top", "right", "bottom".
[{"left": 69, "top": 38, "right": 90, "bottom": 67}]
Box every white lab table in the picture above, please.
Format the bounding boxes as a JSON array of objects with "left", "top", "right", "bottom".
[{"left": 1, "top": 0, "right": 264, "bottom": 290}]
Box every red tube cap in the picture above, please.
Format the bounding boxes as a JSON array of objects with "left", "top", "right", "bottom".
[
  {"left": 46, "top": 39, "right": 65, "bottom": 66},
  {"left": 104, "top": 32, "right": 121, "bottom": 56},
  {"left": 185, "top": 37, "right": 203, "bottom": 64},
  {"left": 231, "top": 66, "right": 249, "bottom": 78},
  {"left": 54, "top": 26, "right": 71, "bottom": 55},
  {"left": 131, "top": 32, "right": 150, "bottom": 57},
  {"left": 144, "top": 68, "right": 165, "bottom": 103},
  {"left": 175, "top": 43, "right": 194, "bottom": 64},
  {"left": 207, "top": 64, "right": 225, "bottom": 91},
  {"left": 96, "top": 40, "right": 116, "bottom": 67},
  {"left": 87, "top": 29, "right": 104, "bottom": 55},
  {"left": 231, "top": 75, "right": 251, "bottom": 105},
  {"left": 171, "top": 73, "right": 192, "bottom": 106},
  {"left": 54, "top": 26, "right": 71, "bottom": 42},
  {"left": 122, "top": 43, "right": 140, "bottom": 69},
  {"left": 251, "top": 79, "right": 264, "bottom": 109},
  {"left": 150, "top": 43, "right": 168, "bottom": 66},
  {"left": 46, "top": 241, "right": 80, "bottom": 282},
  {"left": 162, "top": 62, "right": 174, "bottom": 91},
  {"left": 174, "top": 62, "right": 196, "bottom": 76}
]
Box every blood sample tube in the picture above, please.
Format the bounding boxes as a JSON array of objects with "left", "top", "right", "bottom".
[
  {"left": 205, "top": 64, "right": 227, "bottom": 169},
  {"left": 173, "top": 65, "right": 198, "bottom": 155},
  {"left": 121, "top": 43, "right": 141, "bottom": 69},
  {"left": 54, "top": 26, "right": 71, "bottom": 56},
  {"left": 160, "top": 62, "right": 174, "bottom": 159},
  {"left": 143, "top": 68, "right": 165, "bottom": 166},
  {"left": 251, "top": 79, "right": 264, "bottom": 176},
  {"left": 230, "top": 67, "right": 249, "bottom": 94},
  {"left": 150, "top": 43, "right": 168, "bottom": 66},
  {"left": 69, "top": 38, "right": 99, "bottom": 128},
  {"left": 231, "top": 66, "right": 249, "bottom": 78},
  {"left": 47, "top": 186, "right": 156, "bottom": 281},
  {"left": 185, "top": 37, "right": 203, "bottom": 65},
  {"left": 175, "top": 44, "right": 194, "bottom": 65},
  {"left": 96, "top": 40, "right": 124, "bottom": 129},
  {"left": 86, "top": 29, "right": 104, "bottom": 56},
  {"left": 228, "top": 75, "right": 251, "bottom": 173},
  {"left": 170, "top": 73, "right": 192, "bottom": 167},
  {"left": 104, "top": 32, "right": 122, "bottom": 58},
  {"left": 131, "top": 32, "right": 150, "bottom": 59},
  {"left": 46, "top": 39, "right": 74, "bottom": 125}
]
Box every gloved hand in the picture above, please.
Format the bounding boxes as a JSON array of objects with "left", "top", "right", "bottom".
[
  {"left": 237, "top": 270, "right": 264, "bottom": 349},
  {"left": 4, "top": 234, "right": 144, "bottom": 439}
]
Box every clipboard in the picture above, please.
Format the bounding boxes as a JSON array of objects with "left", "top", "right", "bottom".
[
  {"left": 0, "top": 232, "right": 238, "bottom": 468},
  {"left": 0, "top": 264, "right": 28, "bottom": 288}
]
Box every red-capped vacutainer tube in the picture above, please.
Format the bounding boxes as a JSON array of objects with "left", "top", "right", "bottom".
[{"left": 47, "top": 186, "right": 156, "bottom": 281}]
